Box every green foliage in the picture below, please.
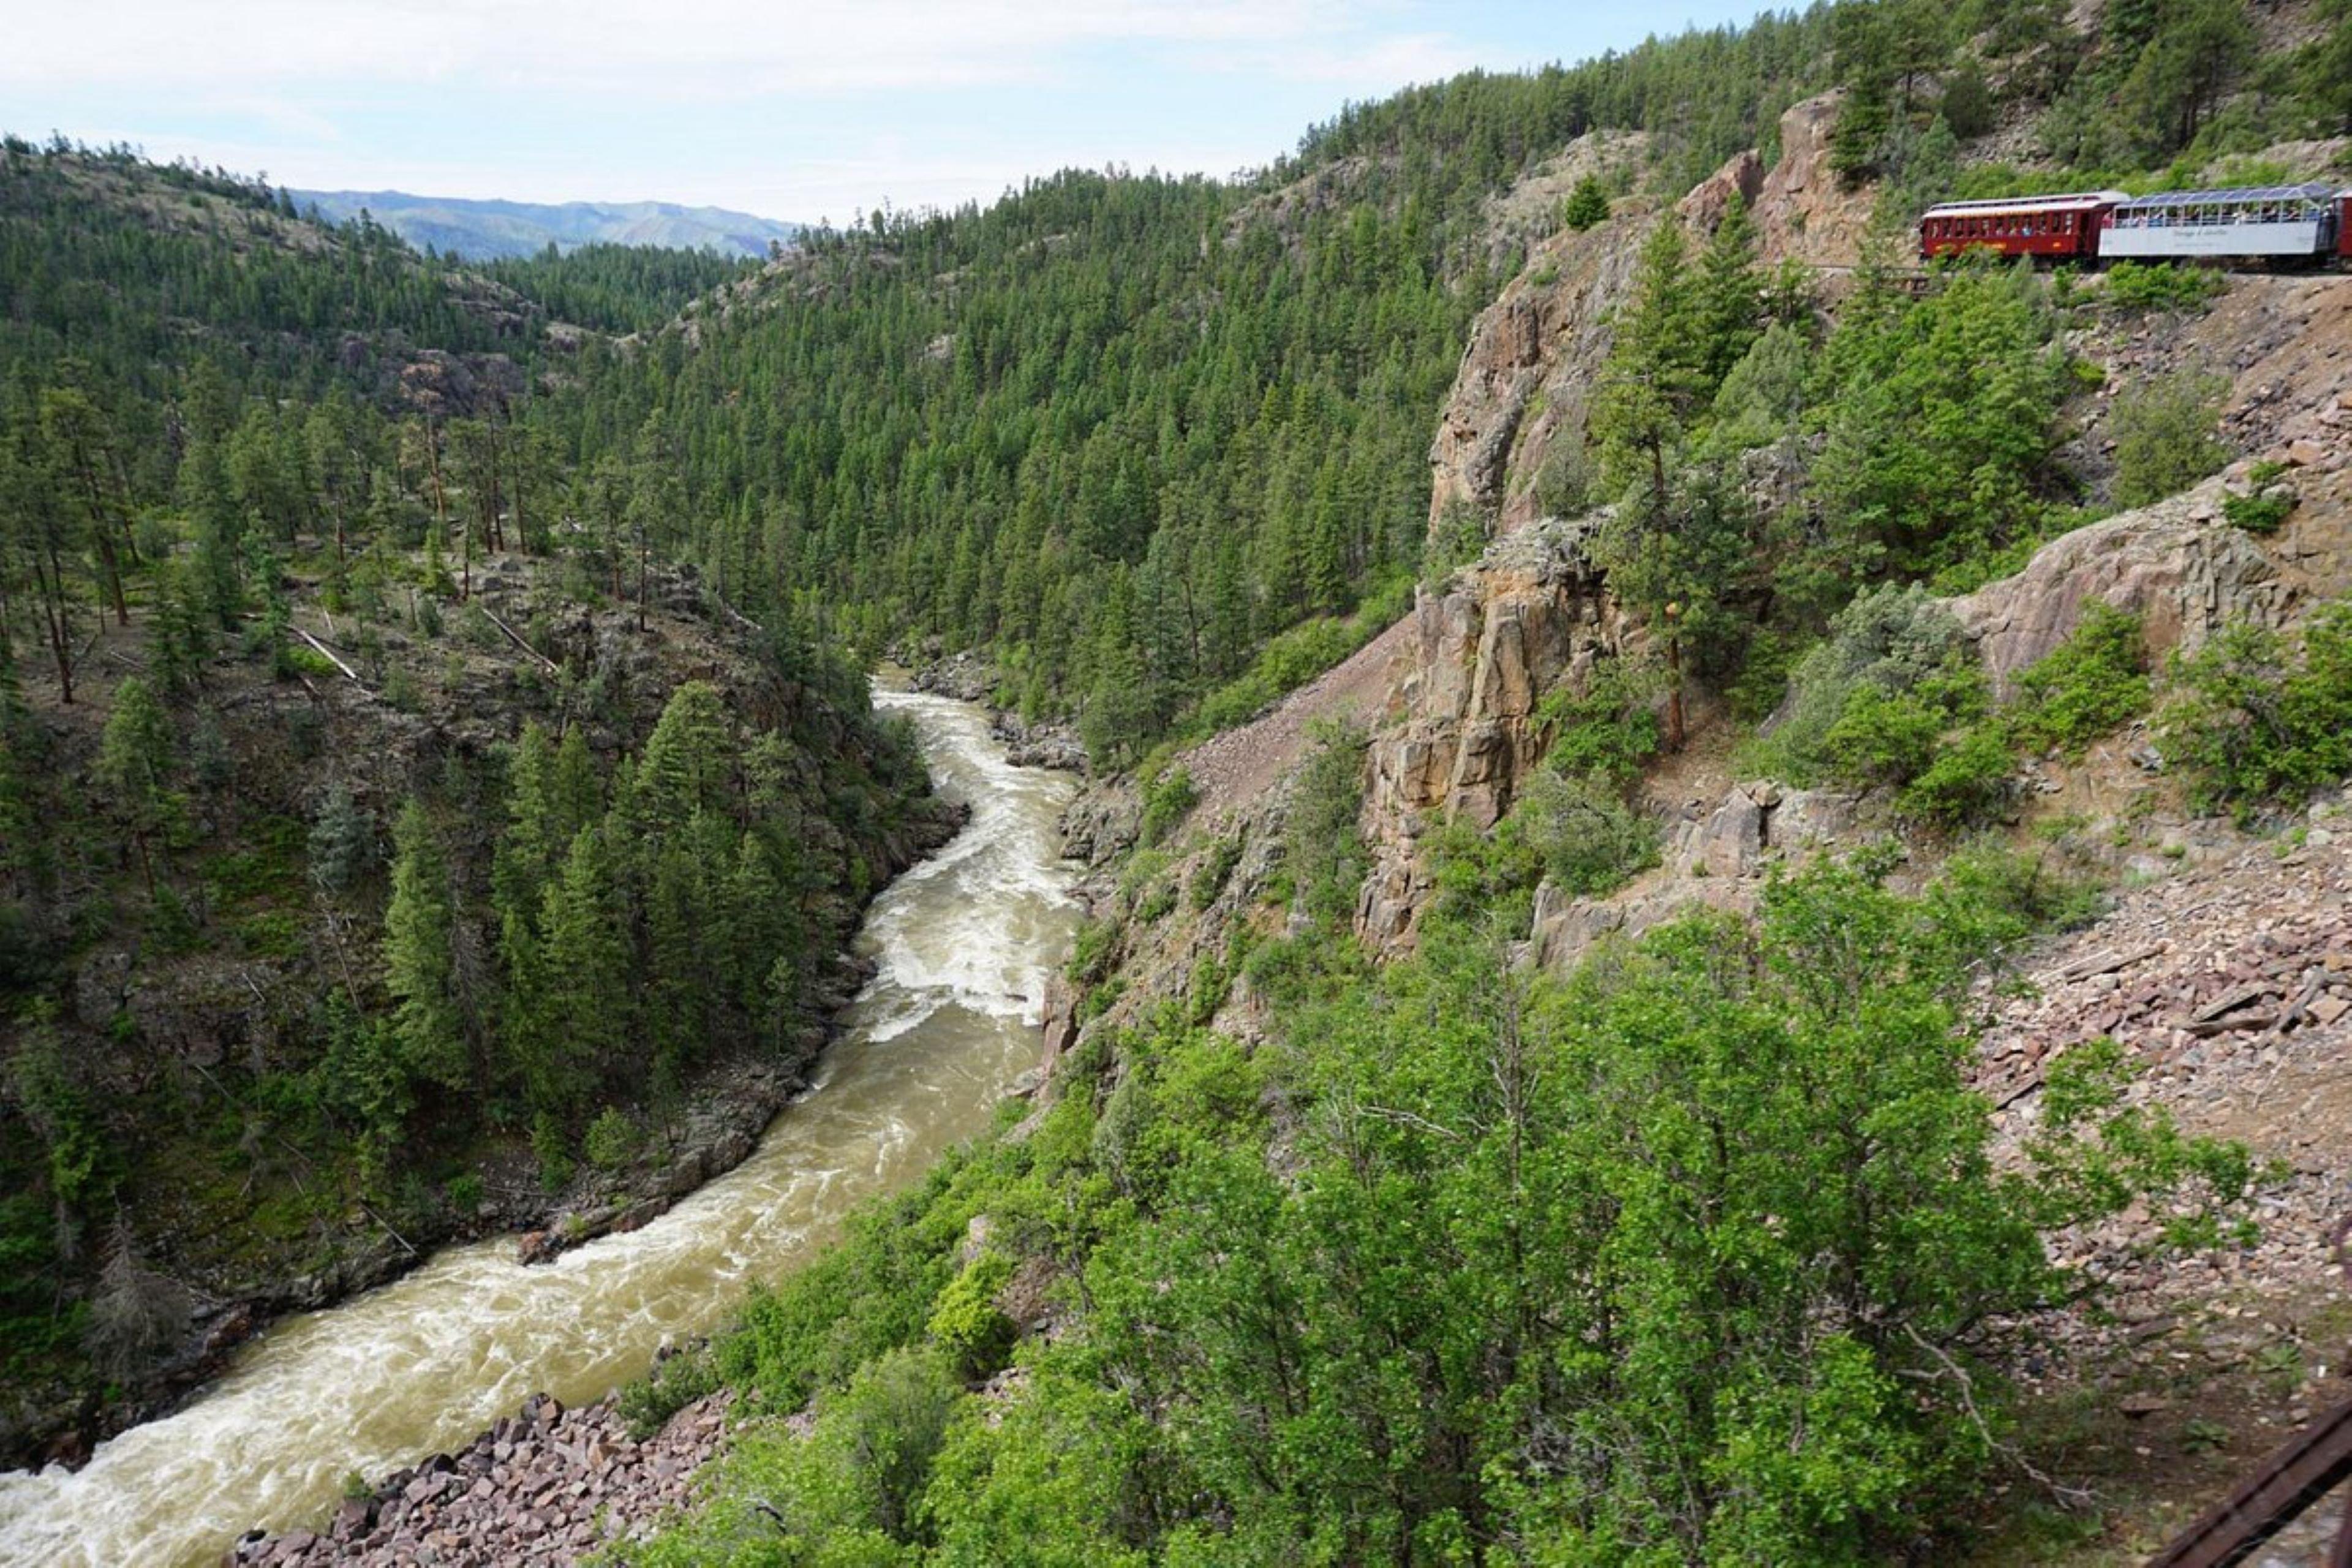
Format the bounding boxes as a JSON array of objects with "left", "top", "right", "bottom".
[
  {"left": 1188, "top": 834, "right": 1244, "bottom": 911},
  {"left": 1508, "top": 769, "right": 1662, "bottom": 896},
  {"left": 2223, "top": 488, "right": 2295, "bottom": 534},
  {"left": 306, "top": 780, "right": 376, "bottom": 895},
  {"left": 381, "top": 797, "right": 469, "bottom": 1092},
  {"left": 2111, "top": 368, "right": 2229, "bottom": 507},
  {"left": 1812, "top": 263, "right": 2067, "bottom": 584},
  {"left": 1136, "top": 769, "right": 1198, "bottom": 849},
  {"left": 616, "top": 1348, "right": 722, "bottom": 1441},
  {"left": 927, "top": 1251, "right": 1017, "bottom": 1381},
  {"left": 2157, "top": 603, "right": 2352, "bottom": 812},
  {"left": 1562, "top": 174, "right": 1611, "bottom": 230},
  {"left": 1282, "top": 722, "right": 1370, "bottom": 930},
  {"left": 583, "top": 1106, "right": 638, "bottom": 1172},
  {"left": 2006, "top": 603, "right": 2152, "bottom": 758},
  {"left": 1755, "top": 585, "right": 1984, "bottom": 786},
  {"left": 2101, "top": 260, "right": 2227, "bottom": 314},
  {"left": 1537, "top": 658, "right": 1667, "bottom": 784}
]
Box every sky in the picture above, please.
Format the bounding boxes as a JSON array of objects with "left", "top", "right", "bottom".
[{"left": 6, "top": 1, "right": 1777, "bottom": 224}]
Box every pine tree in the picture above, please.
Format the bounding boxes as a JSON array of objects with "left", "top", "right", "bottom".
[
  {"left": 633, "top": 682, "right": 732, "bottom": 827},
  {"left": 94, "top": 676, "right": 181, "bottom": 891},
  {"left": 382, "top": 797, "right": 469, "bottom": 1091},
  {"left": 537, "top": 825, "right": 627, "bottom": 1108},
  {"left": 308, "top": 780, "right": 375, "bottom": 895},
  {"left": 1562, "top": 175, "right": 1611, "bottom": 231}
]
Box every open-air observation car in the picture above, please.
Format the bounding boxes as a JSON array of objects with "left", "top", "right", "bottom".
[{"left": 2100, "top": 183, "right": 2345, "bottom": 262}]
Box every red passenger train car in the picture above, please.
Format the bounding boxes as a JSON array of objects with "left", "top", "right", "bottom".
[{"left": 1918, "top": 192, "right": 2127, "bottom": 262}]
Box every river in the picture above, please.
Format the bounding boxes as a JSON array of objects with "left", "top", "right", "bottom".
[{"left": 0, "top": 689, "right": 1083, "bottom": 1568}]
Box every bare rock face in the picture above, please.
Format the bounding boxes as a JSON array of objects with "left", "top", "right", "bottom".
[
  {"left": 1358, "top": 519, "right": 1629, "bottom": 951},
  {"left": 1425, "top": 134, "right": 1777, "bottom": 548},
  {"left": 1425, "top": 211, "right": 1653, "bottom": 537},
  {"left": 1949, "top": 480, "right": 2297, "bottom": 695},
  {"left": 1679, "top": 149, "right": 1765, "bottom": 235},
  {"left": 1750, "top": 92, "right": 1880, "bottom": 270}
]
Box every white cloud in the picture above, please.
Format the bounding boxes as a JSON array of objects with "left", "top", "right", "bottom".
[{"left": 7, "top": 0, "right": 1444, "bottom": 96}]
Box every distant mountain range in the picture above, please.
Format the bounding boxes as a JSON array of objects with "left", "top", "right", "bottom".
[{"left": 288, "top": 190, "right": 799, "bottom": 260}]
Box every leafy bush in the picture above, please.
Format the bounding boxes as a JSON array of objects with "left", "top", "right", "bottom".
[
  {"left": 2157, "top": 603, "right": 2352, "bottom": 812},
  {"left": 2005, "top": 604, "right": 2152, "bottom": 758},
  {"left": 530, "top": 1112, "right": 574, "bottom": 1192},
  {"left": 2102, "top": 260, "right": 2226, "bottom": 314},
  {"left": 1137, "top": 768, "right": 1198, "bottom": 848},
  {"left": 1537, "top": 658, "right": 1665, "bottom": 785},
  {"left": 617, "top": 1347, "right": 720, "bottom": 1440},
  {"left": 1507, "top": 771, "right": 1661, "bottom": 897},
  {"left": 2111, "top": 369, "right": 2228, "bottom": 507},
  {"left": 1930, "top": 840, "right": 2105, "bottom": 941},
  {"left": 1755, "top": 585, "right": 1985, "bottom": 786},
  {"left": 584, "top": 1106, "right": 638, "bottom": 1172},
  {"left": 1189, "top": 834, "right": 1244, "bottom": 910},
  {"left": 2223, "top": 489, "right": 2295, "bottom": 534},
  {"left": 1284, "top": 722, "right": 1371, "bottom": 929},
  {"left": 927, "top": 1252, "right": 1017, "bottom": 1380},
  {"left": 1898, "top": 722, "right": 2015, "bottom": 827}
]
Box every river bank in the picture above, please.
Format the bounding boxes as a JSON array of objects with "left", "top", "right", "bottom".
[
  {"left": 0, "top": 690, "right": 1084, "bottom": 1568},
  {"left": 222, "top": 1388, "right": 731, "bottom": 1566}
]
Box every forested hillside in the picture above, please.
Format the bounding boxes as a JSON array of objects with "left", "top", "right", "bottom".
[{"left": 0, "top": 137, "right": 957, "bottom": 1464}]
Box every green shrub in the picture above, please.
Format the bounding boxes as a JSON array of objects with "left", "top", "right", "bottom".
[
  {"left": 1507, "top": 771, "right": 1661, "bottom": 897},
  {"left": 617, "top": 1347, "right": 720, "bottom": 1439},
  {"left": 1758, "top": 585, "right": 1985, "bottom": 788},
  {"left": 2102, "top": 260, "right": 2226, "bottom": 314},
  {"left": 2223, "top": 489, "right": 2294, "bottom": 534},
  {"left": 1538, "top": 658, "right": 1665, "bottom": 785},
  {"left": 927, "top": 1251, "right": 1017, "bottom": 1380},
  {"left": 2157, "top": 603, "right": 2352, "bottom": 813},
  {"left": 1897, "top": 723, "right": 2015, "bottom": 827},
  {"left": 2005, "top": 604, "right": 2152, "bottom": 758},
  {"left": 443, "top": 1172, "right": 484, "bottom": 1215},
  {"left": 1562, "top": 175, "right": 1610, "bottom": 230},
  {"left": 532, "top": 1112, "right": 575, "bottom": 1192},
  {"left": 1133, "top": 879, "right": 1176, "bottom": 924},
  {"left": 1285, "top": 722, "right": 1371, "bottom": 929},
  {"left": 1137, "top": 767, "right": 1198, "bottom": 848},
  {"left": 2111, "top": 369, "right": 2228, "bottom": 507},
  {"left": 583, "top": 1107, "right": 638, "bottom": 1171},
  {"left": 1189, "top": 834, "right": 1243, "bottom": 910}
]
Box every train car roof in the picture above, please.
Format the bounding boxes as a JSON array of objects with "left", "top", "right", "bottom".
[
  {"left": 1921, "top": 190, "right": 2128, "bottom": 218},
  {"left": 2113, "top": 183, "right": 2337, "bottom": 209}
]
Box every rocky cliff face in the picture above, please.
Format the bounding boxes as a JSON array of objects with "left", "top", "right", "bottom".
[
  {"left": 1357, "top": 517, "right": 1629, "bottom": 950},
  {"left": 1749, "top": 92, "right": 1880, "bottom": 270},
  {"left": 1425, "top": 95, "right": 1871, "bottom": 545}
]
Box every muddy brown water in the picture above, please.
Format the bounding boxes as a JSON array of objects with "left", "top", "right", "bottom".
[{"left": 0, "top": 688, "right": 1082, "bottom": 1568}]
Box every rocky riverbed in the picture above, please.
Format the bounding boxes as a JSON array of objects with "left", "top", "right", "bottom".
[{"left": 222, "top": 1387, "right": 729, "bottom": 1566}]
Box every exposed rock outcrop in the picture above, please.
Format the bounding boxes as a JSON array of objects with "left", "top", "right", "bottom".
[
  {"left": 1528, "top": 780, "right": 1866, "bottom": 971},
  {"left": 1749, "top": 92, "right": 1880, "bottom": 270},
  {"left": 1358, "top": 517, "right": 1630, "bottom": 951},
  {"left": 1953, "top": 459, "right": 2352, "bottom": 695}
]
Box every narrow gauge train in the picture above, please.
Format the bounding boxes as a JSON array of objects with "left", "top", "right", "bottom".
[{"left": 1919, "top": 183, "right": 2352, "bottom": 268}]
